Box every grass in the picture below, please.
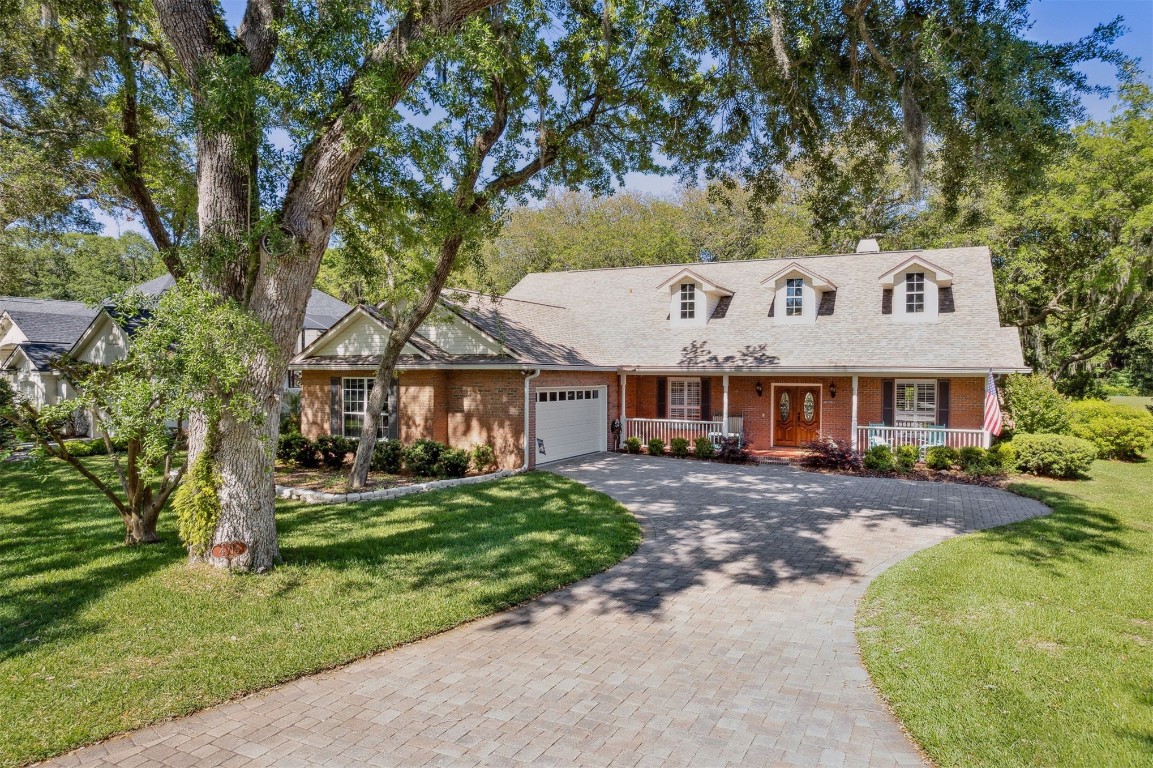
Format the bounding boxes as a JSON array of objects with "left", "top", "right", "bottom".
[
  {"left": 857, "top": 455, "right": 1153, "bottom": 767},
  {"left": 0, "top": 458, "right": 640, "bottom": 768},
  {"left": 1110, "top": 394, "right": 1153, "bottom": 411}
]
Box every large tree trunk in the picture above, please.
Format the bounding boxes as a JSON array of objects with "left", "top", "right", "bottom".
[{"left": 124, "top": 513, "right": 160, "bottom": 545}]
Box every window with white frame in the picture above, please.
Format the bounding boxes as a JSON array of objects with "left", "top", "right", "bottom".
[
  {"left": 905, "top": 272, "right": 925, "bottom": 313},
  {"left": 895, "top": 380, "right": 936, "bottom": 425},
  {"left": 679, "top": 283, "right": 696, "bottom": 319},
  {"left": 342, "top": 377, "right": 388, "bottom": 438},
  {"left": 785, "top": 277, "right": 804, "bottom": 316},
  {"left": 669, "top": 378, "right": 702, "bottom": 420}
]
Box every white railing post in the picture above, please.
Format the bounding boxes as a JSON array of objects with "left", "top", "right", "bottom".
[{"left": 850, "top": 375, "right": 859, "bottom": 451}]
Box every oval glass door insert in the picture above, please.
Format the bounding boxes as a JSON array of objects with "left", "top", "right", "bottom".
[
  {"left": 779, "top": 391, "right": 791, "bottom": 421},
  {"left": 803, "top": 391, "right": 815, "bottom": 422}
]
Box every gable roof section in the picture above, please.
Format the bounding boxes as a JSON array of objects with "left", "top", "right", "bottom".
[
  {"left": 6, "top": 342, "right": 72, "bottom": 372},
  {"left": 500, "top": 246, "right": 1025, "bottom": 373},
  {"left": 760, "top": 262, "right": 837, "bottom": 290},
  {"left": 654, "top": 267, "right": 735, "bottom": 295},
  {"left": 878, "top": 254, "right": 954, "bottom": 287},
  {"left": 0, "top": 302, "right": 99, "bottom": 345}
]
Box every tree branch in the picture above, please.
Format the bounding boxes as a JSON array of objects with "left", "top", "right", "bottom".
[{"left": 237, "top": 0, "right": 284, "bottom": 75}]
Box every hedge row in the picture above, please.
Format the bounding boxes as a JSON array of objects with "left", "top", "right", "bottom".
[{"left": 277, "top": 432, "right": 497, "bottom": 480}]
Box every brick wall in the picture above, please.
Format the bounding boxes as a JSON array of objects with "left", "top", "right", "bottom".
[
  {"left": 857, "top": 376, "right": 985, "bottom": 430},
  {"left": 446, "top": 369, "right": 525, "bottom": 470}
]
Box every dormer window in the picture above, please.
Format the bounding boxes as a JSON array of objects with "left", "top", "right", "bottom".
[
  {"left": 879, "top": 256, "right": 953, "bottom": 322},
  {"left": 761, "top": 262, "right": 836, "bottom": 324},
  {"left": 785, "top": 278, "right": 804, "bottom": 316},
  {"left": 679, "top": 283, "right": 696, "bottom": 319},
  {"left": 658, "top": 268, "right": 733, "bottom": 328},
  {"left": 905, "top": 273, "right": 925, "bottom": 313}
]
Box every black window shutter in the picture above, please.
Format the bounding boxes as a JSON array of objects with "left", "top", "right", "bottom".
[
  {"left": 881, "top": 379, "right": 895, "bottom": 426},
  {"left": 656, "top": 377, "right": 667, "bottom": 418},
  {"left": 937, "top": 379, "right": 951, "bottom": 427},
  {"left": 387, "top": 376, "right": 400, "bottom": 440},
  {"left": 329, "top": 377, "right": 342, "bottom": 435},
  {"left": 881, "top": 289, "right": 893, "bottom": 315},
  {"left": 700, "top": 379, "right": 712, "bottom": 421},
  {"left": 938, "top": 286, "right": 955, "bottom": 313}
]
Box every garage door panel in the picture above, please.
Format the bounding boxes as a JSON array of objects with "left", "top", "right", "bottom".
[{"left": 535, "top": 386, "right": 607, "bottom": 464}]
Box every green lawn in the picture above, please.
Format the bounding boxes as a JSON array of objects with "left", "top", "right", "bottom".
[
  {"left": 857, "top": 456, "right": 1153, "bottom": 767},
  {"left": 1110, "top": 394, "right": 1153, "bottom": 411},
  {"left": 0, "top": 459, "right": 640, "bottom": 768}
]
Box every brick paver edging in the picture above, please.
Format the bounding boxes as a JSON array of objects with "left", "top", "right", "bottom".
[{"left": 275, "top": 467, "right": 524, "bottom": 504}]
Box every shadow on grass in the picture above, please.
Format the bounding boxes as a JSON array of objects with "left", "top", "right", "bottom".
[
  {"left": 994, "top": 481, "right": 1133, "bottom": 568},
  {"left": 0, "top": 460, "right": 179, "bottom": 663}
]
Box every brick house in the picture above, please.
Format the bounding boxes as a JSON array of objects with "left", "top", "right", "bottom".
[{"left": 290, "top": 244, "right": 1028, "bottom": 469}]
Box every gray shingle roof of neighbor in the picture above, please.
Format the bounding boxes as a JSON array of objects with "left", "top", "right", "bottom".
[
  {"left": 129, "top": 275, "right": 351, "bottom": 331},
  {"left": 12, "top": 342, "right": 72, "bottom": 371},
  {"left": 0, "top": 301, "right": 100, "bottom": 345},
  {"left": 462, "top": 246, "right": 1028, "bottom": 372}
]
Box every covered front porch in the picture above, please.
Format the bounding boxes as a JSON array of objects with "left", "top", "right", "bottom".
[{"left": 617, "top": 373, "right": 990, "bottom": 453}]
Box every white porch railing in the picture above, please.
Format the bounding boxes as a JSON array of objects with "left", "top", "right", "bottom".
[
  {"left": 626, "top": 418, "right": 724, "bottom": 446},
  {"left": 856, "top": 425, "right": 987, "bottom": 450}
]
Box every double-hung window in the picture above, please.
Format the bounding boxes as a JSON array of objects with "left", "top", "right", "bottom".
[
  {"left": 342, "top": 377, "right": 388, "bottom": 439},
  {"left": 905, "top": 272, "right": 925, "bottom": 313},
  {"left": 669, "top": 378, "right": 702, "bottom": 420},
  {"left": 895, "top": 379, "right": 936, "bottom": 425},
  {"left": 785, "top": 277, "right": 804, "bottom": 316},
  {"left": 679, "top": 283, "right": 696, "bottom": 319}
]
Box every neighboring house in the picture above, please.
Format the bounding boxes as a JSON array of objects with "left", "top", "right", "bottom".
[
  {"left": 291, "top": 244, "right": 1028, "bottom": 469},
  {"left": 0, "top": 297, "right": 99, "bottom": 408}
]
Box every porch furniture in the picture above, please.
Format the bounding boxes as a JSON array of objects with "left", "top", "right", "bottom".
[
  {"left": 920, "top": 424, "right": 947, "bottom": 458},
  {"left": 867, "top": 423, "right": 890, "bottom": 448},
  {"left": 856, "top": 424, "right": 985, "bottom": 451}
]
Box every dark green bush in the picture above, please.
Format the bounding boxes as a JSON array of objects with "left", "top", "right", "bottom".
[
  {"left": 62, "top": 439, "right": 101, "bottom": 457},
  {"left": 694, "top": 437, "right": 716, "bottom": 459},
  {"left": 1003, "top": 373, "right": 1070, "bottom": 434},
  {"left": 647, "top": 438, "right": 665, "bottom": 456},
  {"left": 624, "top": 436, "right": 642, "bottom": 454},
  {"left": 1067, "top": 400, "right": 1153, "bottom": 460},
  {"left": 986, "top": 441, "right": 1017, "bottom": 471},
  {"left": 370, "top": 439, "right": 404, "bottom": 473},
  {"left": 277, "top": 432, "right": 310, "bottom": 465},
  {"left": 315, "top": 435, "right": 352, "bottom": 469},
  {"left": 925, "top": 445, "right": 958, "bottom": 471},
  {"left": 1012, "top": 433, "right": 1097, "bottom": 478},
  {"left": 669, "top": 437, "right": 690, "bottom": 458},
  {"left": 895, "top": 444, "right": 919, "bottom": 471},
  {"left": 957, "top": 446, "right": 987, "bottom": 472},
  {"left": 436, "top": 448, "right": 471, "bottom": 479},
  {"left": 404, "top": 438, "right": 446, "bottom": 476},
  {"left": 471, "top": 444, "right": 497, "bottom": 473},
  {"left": 863, "top": 444, "right": 896, "bottom": 472},
  {"left": 717, "top": 436, "right": 750, "bottom": 463}
]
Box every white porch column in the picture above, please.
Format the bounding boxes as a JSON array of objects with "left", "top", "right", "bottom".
[
  {"left": 620, "top": 372, "right": 628, "bottom": 441},
  {"left": 722, "top": 374, "right": 730, "bottom": 433},
  {"left": 850, "top": 375, "right": 859, "bottom": 450}
]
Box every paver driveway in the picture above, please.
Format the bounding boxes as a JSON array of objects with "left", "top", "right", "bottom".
[{"left": 46, "top": 455, "right": 1048, "bottom": 768}]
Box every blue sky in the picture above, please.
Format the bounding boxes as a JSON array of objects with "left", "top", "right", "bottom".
[{"left": 99, "top": 0, "right": 1152, "bottom": 233}]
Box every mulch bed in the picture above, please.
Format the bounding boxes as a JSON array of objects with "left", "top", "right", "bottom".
[{"left": 275, "top": 465, "right": 418, "bottom": 494}]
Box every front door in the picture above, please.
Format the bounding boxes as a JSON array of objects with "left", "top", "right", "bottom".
[{"left": 773, "top": 385, "right": 821, "bottom": 446}]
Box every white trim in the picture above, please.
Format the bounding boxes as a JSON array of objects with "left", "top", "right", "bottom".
[
  {"left": 760, "top": 261, "right": 836, "bottom": 290},
  {"left": 850, "top": 375, "right": 859, "bottom": 451},
  {"left": 769, "top": 382, "right": 824, "bottom": 448},
  {"left": 340, "top": 376, "right": 389, "bottom": 439},
  {"left": 667, "top": 376, "right": 702, "bottom": 420},
  {"left": 893, "top": 378, "right": 938, "bottom": 426},
  {"left": 532, "top": 384, "right": 608, "bottom": 465},
  {"left": 878, "top": 254, "right": 954, "bottom": 287}
]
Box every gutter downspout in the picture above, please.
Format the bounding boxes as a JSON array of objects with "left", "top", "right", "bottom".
[{"left": 524, "top": 368, "right": 541, "bottom": 470}]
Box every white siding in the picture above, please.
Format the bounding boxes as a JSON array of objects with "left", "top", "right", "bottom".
[
  {"left": 311, "top": 314, "right": 423, "bottom": 357},
  {"left": 417, "top": 318, "right": 500, "bottom": 355}
]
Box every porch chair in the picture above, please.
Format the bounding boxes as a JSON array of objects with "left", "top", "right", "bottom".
[
  {"left": 920, "top": 425, "right": 947, "bottom": 459},
  {"left": 867, "top": 422, "right": 890, "bottom": 449}
]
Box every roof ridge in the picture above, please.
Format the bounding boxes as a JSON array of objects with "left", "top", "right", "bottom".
[{"left": 444, "top": 287, "right": 567, "bottom": 310}]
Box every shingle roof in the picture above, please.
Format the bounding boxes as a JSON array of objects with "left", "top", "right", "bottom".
[
  {"left": 0, "top": 300, "right": 99, "bottom": 346},
  {"left": 12, "top": 342, "right": 72, "bottom": 371},
  {"left": 130, "top": 275, "right": 351, "bottom": 331},
  {"left": 477, "top": 246, "right": 1026, "bottom": 372}
]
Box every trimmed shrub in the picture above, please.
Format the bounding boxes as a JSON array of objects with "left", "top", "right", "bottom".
[
  {"left": 471, "top": 444, "right": 498, "bottom": 473},
  {"left": 62, "top": 439, "right": 102, "bottom": 458},
  {"left": 925, "top": 445, "right": 958, "bottom": 471},
  {"left": 669, "top": 437, "right": 691, "bottom": 458},
  {"left": 801, "top": 436, "right": 862, "bottom": 471},
  {"left": 957, "top": 446, "right": 987, "bottom": 473},
  {"left": 277, "top": 431, "right": 309, "bottom": 465},
  {"left": 1012, "top": 433, "right": 1097, "bottom": 478},
  {"left": 315, "top": 435, "right": 352, "bottom": 469},
  {"left": 624, "top": 436, "right": 643, "bottom": 454},
  {"left": 436, "top": 448, "right": 471, "bottom": 479},
  {"left": 647, "top": 438, "right": 666, "bottom": 456},
  {"left": 1067, "top": 399, "right": 1153, "bottom": 460},
  {"left": 404, "top": 438, "right": 446, "bottom": 476},
  {"left": 693, "top": 437, "right": 716, "bottom": 459},
  {"left": 895, "top": 444, "right": 919, "bottom": 472},
  {"left": 1004, "top": 373, "right": 1070, "bottom": 435},
  {"left": 987, "top": 441, "right": 1017, "bottom": 471},
  {"left": 863, "top": 444, "right": 896, "bottom": 472},
  {"left": 371, "top": 439, "right": 404, "bottom": 473}
]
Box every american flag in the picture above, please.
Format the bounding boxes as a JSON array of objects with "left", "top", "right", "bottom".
[{"left": 984, "top": 370, "right": 1004, "bottom": 436}]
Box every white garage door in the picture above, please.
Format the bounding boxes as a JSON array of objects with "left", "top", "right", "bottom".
[{"left": 535, "top": 385, "right": 608, "bottom": 464}]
